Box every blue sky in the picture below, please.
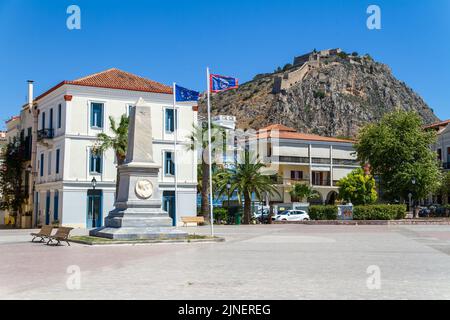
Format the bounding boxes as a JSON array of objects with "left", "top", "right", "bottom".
[{"left": 1, "top": 0, "right": 449, "bottom": 129}]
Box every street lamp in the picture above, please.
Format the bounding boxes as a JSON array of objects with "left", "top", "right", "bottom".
[
  {"left": 90, "top": 177, "right": 97, "bottom": 228},
  {"left": 226, "top": 183, "right": 231, "bottom": 224},
  {"left": 91, "top": 177, "right": 97, "bottom": 190},
  {"left": 411, "top": 178, "right": 416, "bottom": 218}
]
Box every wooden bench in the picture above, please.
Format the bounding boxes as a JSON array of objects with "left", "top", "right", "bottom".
[
  {"left": 46, "top": 227, "right": 74, "bottom": 246},
  {"left": 31, "top": 226, "right": 53, "bottom": 243},
  {"left": 181, "top": 216, "right": 205, "bottom": 227}
]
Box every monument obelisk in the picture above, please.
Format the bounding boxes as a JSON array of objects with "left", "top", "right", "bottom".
[{"left": 90, "top": 98, "right": 188, "bottom": 240}]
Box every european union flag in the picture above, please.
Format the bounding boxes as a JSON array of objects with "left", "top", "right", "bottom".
[
  {"left": 210, "top": 74, "right": 239, "bottom": 92},
  {"left": 175, "top": 85, "right": 200, "bottom": 102}
]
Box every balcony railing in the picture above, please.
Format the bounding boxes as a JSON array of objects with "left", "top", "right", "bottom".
[
  {"left": 311, "top": 158, "right": 331, "bottom": 164},
  {"left": 312, "top": 179, "right": 331, "bottom": 186},
  {"left": 332, "top": 158, "right": 359, "bottom": 166},
  {"left": 277, "top": 156, "right": 309, "bottom": 164},
  {"left": 37, "top": 129, "right": 54, "bottom": 141}
]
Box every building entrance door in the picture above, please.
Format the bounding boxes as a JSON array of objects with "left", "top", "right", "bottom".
[
  {"left": 87, "top": 189, "right": 103, "bottom": 228},
  {"left": 163, "top": 191, "right": 176, "bottom": 226}
]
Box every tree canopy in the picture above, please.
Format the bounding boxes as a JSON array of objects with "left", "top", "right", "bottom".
[
  {"left": 355, "top": 111, "right": 440, "bottom": 200},
  {"left": 337, "top": 168, "right": 377, "bottom": 205},
  {"left": 0, "top": 137, "right": 27, "bottom": 216}
]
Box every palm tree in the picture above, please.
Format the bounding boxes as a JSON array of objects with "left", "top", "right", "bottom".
[
  {"left": 187, "top": 123, "right": 224, "bottom": 224},
  {"left": 94, "top": 115, "right": 129, "bottom": 194},
  {"left": 289, "top": 183, "right": 320, "bottom": 203},
  {"left": 216, "top": 151, "right": 279, "bottom": 224}
]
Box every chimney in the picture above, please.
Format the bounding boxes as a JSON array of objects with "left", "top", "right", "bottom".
[{"left": 27, "top": 80, "right": 34, "bottom": 106}]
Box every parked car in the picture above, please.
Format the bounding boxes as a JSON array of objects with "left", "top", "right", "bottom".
[
  {"left": 274, "top": 210, "right": 310, "bottom": 221},
  {"left": 253, "top": 209, "right": 271, "bottom": 224},
  {"left": 418, "top": 206, "right": 431, "bottom": 217}
]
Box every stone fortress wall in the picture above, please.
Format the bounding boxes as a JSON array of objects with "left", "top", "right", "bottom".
[{"left": 273, "top": 48, "right": 342, "bottom": 93}]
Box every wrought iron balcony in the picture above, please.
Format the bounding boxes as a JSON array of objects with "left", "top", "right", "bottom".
[{"left": 37, "top": 129, "right": 54, "bottom": 141}]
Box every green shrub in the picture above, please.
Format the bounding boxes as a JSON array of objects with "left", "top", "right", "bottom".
[
  {"left": 309, "top": 205, "right": 338, "bottom": 220},
  {"left": 313, "top": 90, "right": 326, "bottom": 99},
  {"left": 337, "top": 52, "right": 348, "bottom": 59},
  {"left": 214, "top": 207, "right": 228, "bottom": 224},
  {"left": 353, "top": 204, "right": 406, "bottom": 220}
]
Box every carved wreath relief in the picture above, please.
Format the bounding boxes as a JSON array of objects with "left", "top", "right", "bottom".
[{"left": 135, "top": 179, "right": 153, "bottom": 199}]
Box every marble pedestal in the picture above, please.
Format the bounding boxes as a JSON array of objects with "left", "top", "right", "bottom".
[{"left": 90, "top": 99, "right": 187, "bottom": 240}]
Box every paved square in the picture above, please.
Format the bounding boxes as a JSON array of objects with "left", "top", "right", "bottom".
[{"left": 1, "top": 224, "right": 450, "bottom": 299}]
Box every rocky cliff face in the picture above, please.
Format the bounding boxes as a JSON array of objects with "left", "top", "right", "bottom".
[{"left": 200, "top": 51, "right": 439, "bottom": 138}]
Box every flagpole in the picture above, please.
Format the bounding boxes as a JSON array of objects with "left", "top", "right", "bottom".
[
  {"left": 206, "top": 67, "right": 214, "bottom": 237},
  {"left": 172, "top": 82, "right": 178, "bottom": 227}
]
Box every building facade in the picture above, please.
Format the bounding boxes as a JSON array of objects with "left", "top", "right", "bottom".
[
  {"left": 255, "top": 124, "right": 360, "bottom": 204},
  {"left": 427, "top": 119, "right": 450, "bottom": 204},
  {"left": 8, "top": 68, "right": 198, "bottom": 228}
]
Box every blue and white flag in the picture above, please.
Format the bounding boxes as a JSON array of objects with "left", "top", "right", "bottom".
[
  {"left": 175, "top": 85, "right": 200, "bottom": 102},
  {"left": 210, "top": 74, "right": 239, "bottom": 92}
]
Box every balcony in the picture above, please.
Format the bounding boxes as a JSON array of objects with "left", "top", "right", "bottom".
[
  {"left": 312, "top": 157, "right": 331, "bottom": 164},
  {"left": 332, "top": 158, "right": 359, "bottom": 166},
  {"left": 37, "top": 129, "right": 54, "bottom": 141},
  {"left": 277, "top": 156, "right": 309, "bottom": 164},
  {"left": 312, "top": 179, "right": 331, "bottom": 187}
]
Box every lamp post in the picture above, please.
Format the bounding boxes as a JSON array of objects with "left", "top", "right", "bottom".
[
  {"left": 411, "top": 177, "right": 416, "bottom": 219},
  {"left": 226, "top": 183, "right": 231, "bottom": 224},
  {"left": 91, "top": 177, "right": 97, "bottom": 227},
  {"left": 91, "top": 177, "right": 97, "bottom": 190}
]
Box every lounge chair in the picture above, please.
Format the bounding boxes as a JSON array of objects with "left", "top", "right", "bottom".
[
  {"left": 30, "top": 225, "right": 53, "bottom": 243},
  {"left": 46, "top": 227, "right": 74, "bottom": 246}
]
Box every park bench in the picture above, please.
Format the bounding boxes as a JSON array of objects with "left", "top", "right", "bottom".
[
  {"left": 46, "top": 227, "right": 74, "bottom": 246},
  {"left": 31, "top": 225, "right": 53, "bottom": 243},
  {"left": 181, "top": 216, "right": 205, "bottom": 227}
]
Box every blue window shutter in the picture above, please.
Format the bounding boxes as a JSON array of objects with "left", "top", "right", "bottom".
[
  {"left": 90, "top": 105, "right": 93, "bottom": 127},
  {"left": 42, "top": 112, "right": 46, "bottom": 130},
  {"left": 49, "top": 108, "right": 54, "bottom": 130},
  {"left": 164, "top": 152, "right": 169, "bottom": 174},
  {"left": 40, "top": 154, "right": 44, "bottom": 176},
  {"left": 54, "top": 191, "right": 59, "bottom": 221},
  {"left": 100, "top": 105, "right": 103, "bottom": 128},
  {"left": 58, "top": 104, "right": 62, "bottom": 128},
  {"left": 165, "top": 109, "right": 169, "bottom": 131},
  {"left": 89, "top": 152, "right": 94, "bottom": 172},
  {"left": 98, "top": 154, "right": 102, "bottom": 173},
  {"left": 56, "top": 149, "right": 60, "bottom": 174}
]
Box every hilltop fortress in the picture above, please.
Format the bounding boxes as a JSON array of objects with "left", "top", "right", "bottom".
[{"left": 273, "top": 48, "right": 344, "bottom": 93}]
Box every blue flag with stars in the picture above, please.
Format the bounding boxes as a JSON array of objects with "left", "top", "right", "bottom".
[{"left": 175, "top": 85, "right": 200, "bottom": 102}]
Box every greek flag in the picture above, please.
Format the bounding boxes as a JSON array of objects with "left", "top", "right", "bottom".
[{"left": 175, "top": 85, "right": 200, "bottom": 102}]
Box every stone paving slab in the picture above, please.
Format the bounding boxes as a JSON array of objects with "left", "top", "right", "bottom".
[{"left": 1, "top": 225, "right": 450, "bottom": 299}]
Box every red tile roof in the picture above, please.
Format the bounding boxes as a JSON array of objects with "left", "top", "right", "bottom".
[
  {"left": 258, "top": 124, "right": 355, "bottom": 143},
  {"left": 423, "top": 119, "right": 450, "bottom": 130},
  {"left": 34, "top": 68, "right": 172, "bottom": 102},
  {"left": 5, "top": 115, "right": 20, "bottom": 124}
]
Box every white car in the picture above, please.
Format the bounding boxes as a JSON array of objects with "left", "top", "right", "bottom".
[{"left": 274, "top": 210, "right": 310, "bottom": 221}]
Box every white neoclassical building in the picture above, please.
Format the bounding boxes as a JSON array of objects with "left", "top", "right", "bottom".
[{"left": 22, "top": 68, "right": 197, "bottom": 228}]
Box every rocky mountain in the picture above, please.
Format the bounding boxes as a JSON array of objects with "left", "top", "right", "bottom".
[{"left": 200, "top": 49, "right": 439, "bottom": 138}]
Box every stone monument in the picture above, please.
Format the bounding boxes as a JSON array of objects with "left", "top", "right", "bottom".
[{"left": 90, "top": 98, "right": 188, "bottom": 240}]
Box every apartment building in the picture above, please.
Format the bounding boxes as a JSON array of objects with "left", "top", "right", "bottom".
[
  {"left": 9, "top": 68, "right": 198, "bottom": 228},
  {"left": 428, "top": 120, "right": 450, "bottom": 169},
  {"left": 427, "top": 119, "right": 450, "bottom": 204},
  {"left": 255, "top": 124, "right": 360, "bottom": 204},
  {"left": 0, "top": 131, "right": 6, "bottom": 224}
]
